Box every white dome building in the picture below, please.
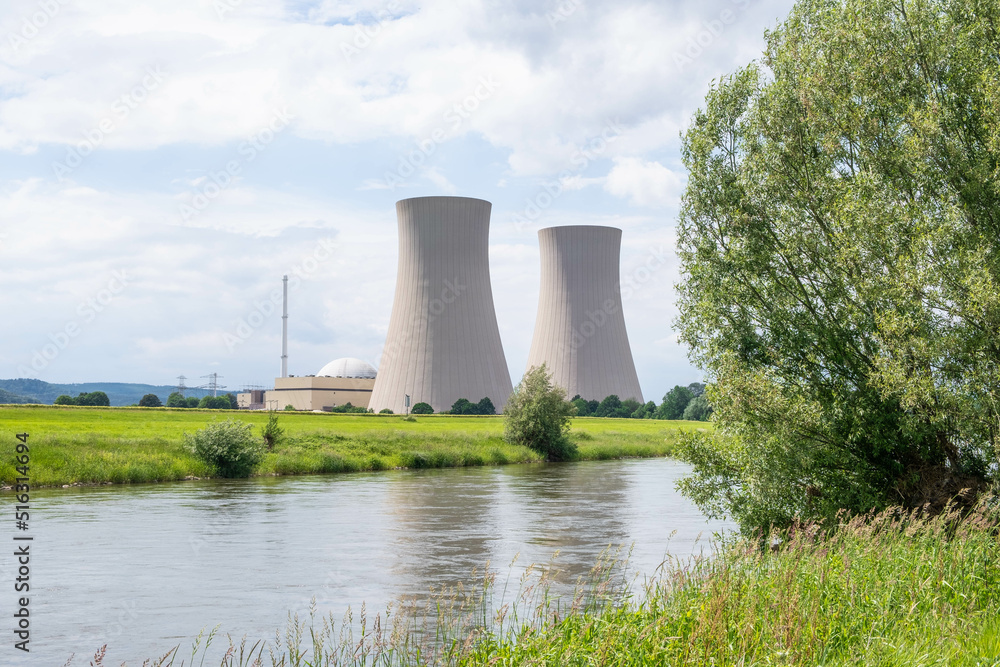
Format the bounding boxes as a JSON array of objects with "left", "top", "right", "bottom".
[
  {"left": 317, "top": 357, "right": 377, "bottom": 379},
  {"left": 264, "top": 357, "right": 379, "bottom": 412}
]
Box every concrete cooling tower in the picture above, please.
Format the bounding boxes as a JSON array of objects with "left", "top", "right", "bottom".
[
  {"left": 369, "top": 196, "right": 513, "bottom": 414},
  {"left": 525, "top": 225, "right": 644, "bottom": 403}
]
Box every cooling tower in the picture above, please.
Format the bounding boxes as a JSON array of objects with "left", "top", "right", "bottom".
[
  {"left": 370, "top": 196, "right": 513, "bottom": 414},
  {"left": 525, "top": 225, "right": 644, "bottom": 403}
]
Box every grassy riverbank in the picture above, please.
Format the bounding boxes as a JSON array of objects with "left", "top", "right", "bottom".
[
  {"left": 0, "top": 405, "right": 705, "bottom": 488},
  {"left": 129, "top": 498, "right": 1000, "bottom": 667}
]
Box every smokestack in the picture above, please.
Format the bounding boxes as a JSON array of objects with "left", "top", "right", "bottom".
[
  {"left": 281, "top": 274, "right": 288, "bottom": 378},
  {"left": 525, "top": 225, "right": 643, "bottom": 402},
  {"left": 369, "top": 196, "right": 513, "bottom": 414}
]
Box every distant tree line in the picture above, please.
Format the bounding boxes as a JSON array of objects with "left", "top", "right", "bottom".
[
  {"left": 569, "top": 383, "right": 711, "bottom": 421},
  {"left": 164, "top": 392, "right": 238, "bottom": 409},
  {"left": 394, "top": 387, "right": 710, "bottom": 421},
  {"left": 54, "top": 391, "right": 111, "bottom": 406}
]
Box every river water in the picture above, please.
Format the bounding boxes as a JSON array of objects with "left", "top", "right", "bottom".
[{"left": 2, "top": 458, "right": 732, "bottom": 666}]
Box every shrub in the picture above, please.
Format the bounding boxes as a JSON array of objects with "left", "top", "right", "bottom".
[
  {"left": 185, "top": 419, "right": 265, "bottom": 478},
  {"left": 283, "top": 404, "right": 296, "bottom": 411},
  {"left": 411, "top": 402, "right": 434, "bottom": 415},
  {"left": 504, "top": 364, "right": 577, "bottom": 461},
  {"left": 379, "top": 408, "right": 394, "bottom": 414},
  {"left": 261, "top": 412, "right": 283, "bottom": 450}
]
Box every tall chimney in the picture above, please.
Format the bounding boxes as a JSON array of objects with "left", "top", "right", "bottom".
[{"left": 281, "top": 274, "right": 288, "bottom": 378}]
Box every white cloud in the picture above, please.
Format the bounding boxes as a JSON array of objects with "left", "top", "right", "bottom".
[{"left": 604, "top": 157, "right": 686, "bottom": 208}]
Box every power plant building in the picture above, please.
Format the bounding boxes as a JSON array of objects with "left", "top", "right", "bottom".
[
  {"left": 525, "top": 225, "right": 644, "bottom": 403},
  {"left": 369, "top": 196, "right": 513, "bottom": 414},
  {"left": 262, "top": 357, "right": 376, "bottom": 411}
]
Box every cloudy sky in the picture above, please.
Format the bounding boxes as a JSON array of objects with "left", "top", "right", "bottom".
[{"left": 0, "top": 0, "right": 795, "bottom": 401}]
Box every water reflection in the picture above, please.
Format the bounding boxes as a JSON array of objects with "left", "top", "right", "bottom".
[{"left": 3, "top": 458, "right": 731, "bottom": 667}]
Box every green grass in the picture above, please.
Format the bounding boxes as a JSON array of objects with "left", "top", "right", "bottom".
[{"left": 0, "top": 405, "right": 707, "bottom": 487}]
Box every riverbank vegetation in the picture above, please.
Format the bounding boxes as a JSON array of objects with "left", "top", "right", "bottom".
[
  {"left": 114, "top": 495, "right": 1000, "bottom": 666},
  {"left": 674, "top": 0, "right": 1000, "bottom": 533},
  {"left": 0, "top": 405, "right": 702, "bottom": 488}
]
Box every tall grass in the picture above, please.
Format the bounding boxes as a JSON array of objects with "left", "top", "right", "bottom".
[{"left": 83, "top": 495, "right": 1000, "bottom": 666}]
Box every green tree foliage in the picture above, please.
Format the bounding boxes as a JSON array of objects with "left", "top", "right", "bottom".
[
  {"left": 138, "top": 394, "right": 162, "bottom": 407},
  {"left": 187, "top": 397, "right": 201, "bottom": 408},
  {"left": 633, "top": 401, "right": 657, "bottom": 419},
  {"left": 199, "top": 396, "right": 232, "bottom": 409},
  {"left": 54, "top": 391, "right": 111, "bottom": 407},
  {"left": 261, "top": 412, "right": 283, "bottom": 450},
  {"left": 225, "top": 393, "right": 238, "bottom": 410},
  {"left": 682, "top": 395, "right": 712, "bottom": 422},
  {"left": 674, "top": 0, "right": 1000, "bottom": 532},
  {"left": 503, "top": 364, "right": 577, "bottom": 462},
  {"left": 656, "top": 386, "right": 694, "bottom": 420},
  {"left": 448, "top": 397, "right": 496, "bottom": 415},
  {"left": 166, "top": 392, "right": 186, "bottom": 408},
  {"left": 411, "top": 402, "right": 434, "bottom": 415},
  {"left": 185, "top": 419, "right": 264, "bottom": 478},
  {"left": 570, "top": 395, "right": 590, "bottom": 416},
  {"left": 594, "top": 395, "right": 622, "bottom": 418}
]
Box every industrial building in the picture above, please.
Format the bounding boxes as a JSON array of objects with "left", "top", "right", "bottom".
[
  {"left": 525, "top": 225, "right": 644, "bottom": 403},
  {"left": 368, "top": 196, "right": 514, "bottom": 414},
  {"left": 251, "top": 358, "right": 376, "bottom": 411}
]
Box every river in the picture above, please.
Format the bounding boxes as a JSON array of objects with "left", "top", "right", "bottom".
[{"left": 2, "top": 458, "right": 732, "bottom": 666}]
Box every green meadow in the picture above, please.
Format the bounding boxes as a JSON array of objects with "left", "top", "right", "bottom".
[{"left": 0, "top": 405, "right": 706, "bottom": 488}]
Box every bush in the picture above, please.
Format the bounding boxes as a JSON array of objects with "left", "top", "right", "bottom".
[
  {"left": 503, "top": 364, "right": 577, "bottom": 462},
  {"left": 185, "top": 397, "right": 200, "bottom": 408},
  {"left": 283, "top": 404, "right": 296, "bottom": 411},
  {"left": 138, "top": 394, "right": 162, "bottom": 407},
  {"left": 261, "top": 412, "right": 283, "bottom": 450},
  {"left": 185, "top": 419, "right": 265, "bottom": 478},
  {"left": 411, "top": 402, "right": 434, "bottom": 415},
  {"left": 379, "top": 408, "right": 394, "bottom": 414}
]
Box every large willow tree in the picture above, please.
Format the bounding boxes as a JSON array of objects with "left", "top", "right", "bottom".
[{"left": 675, "top": 0, "right": 1000, "bottom": 532}]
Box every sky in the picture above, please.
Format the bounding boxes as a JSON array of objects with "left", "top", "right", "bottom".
[{"left": 0, "top": 0, "right": 796, "bottom": 401}]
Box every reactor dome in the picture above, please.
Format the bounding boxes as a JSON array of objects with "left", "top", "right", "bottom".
[{"left": 317, "top": 357, "right": 377, "bottom": 379}]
